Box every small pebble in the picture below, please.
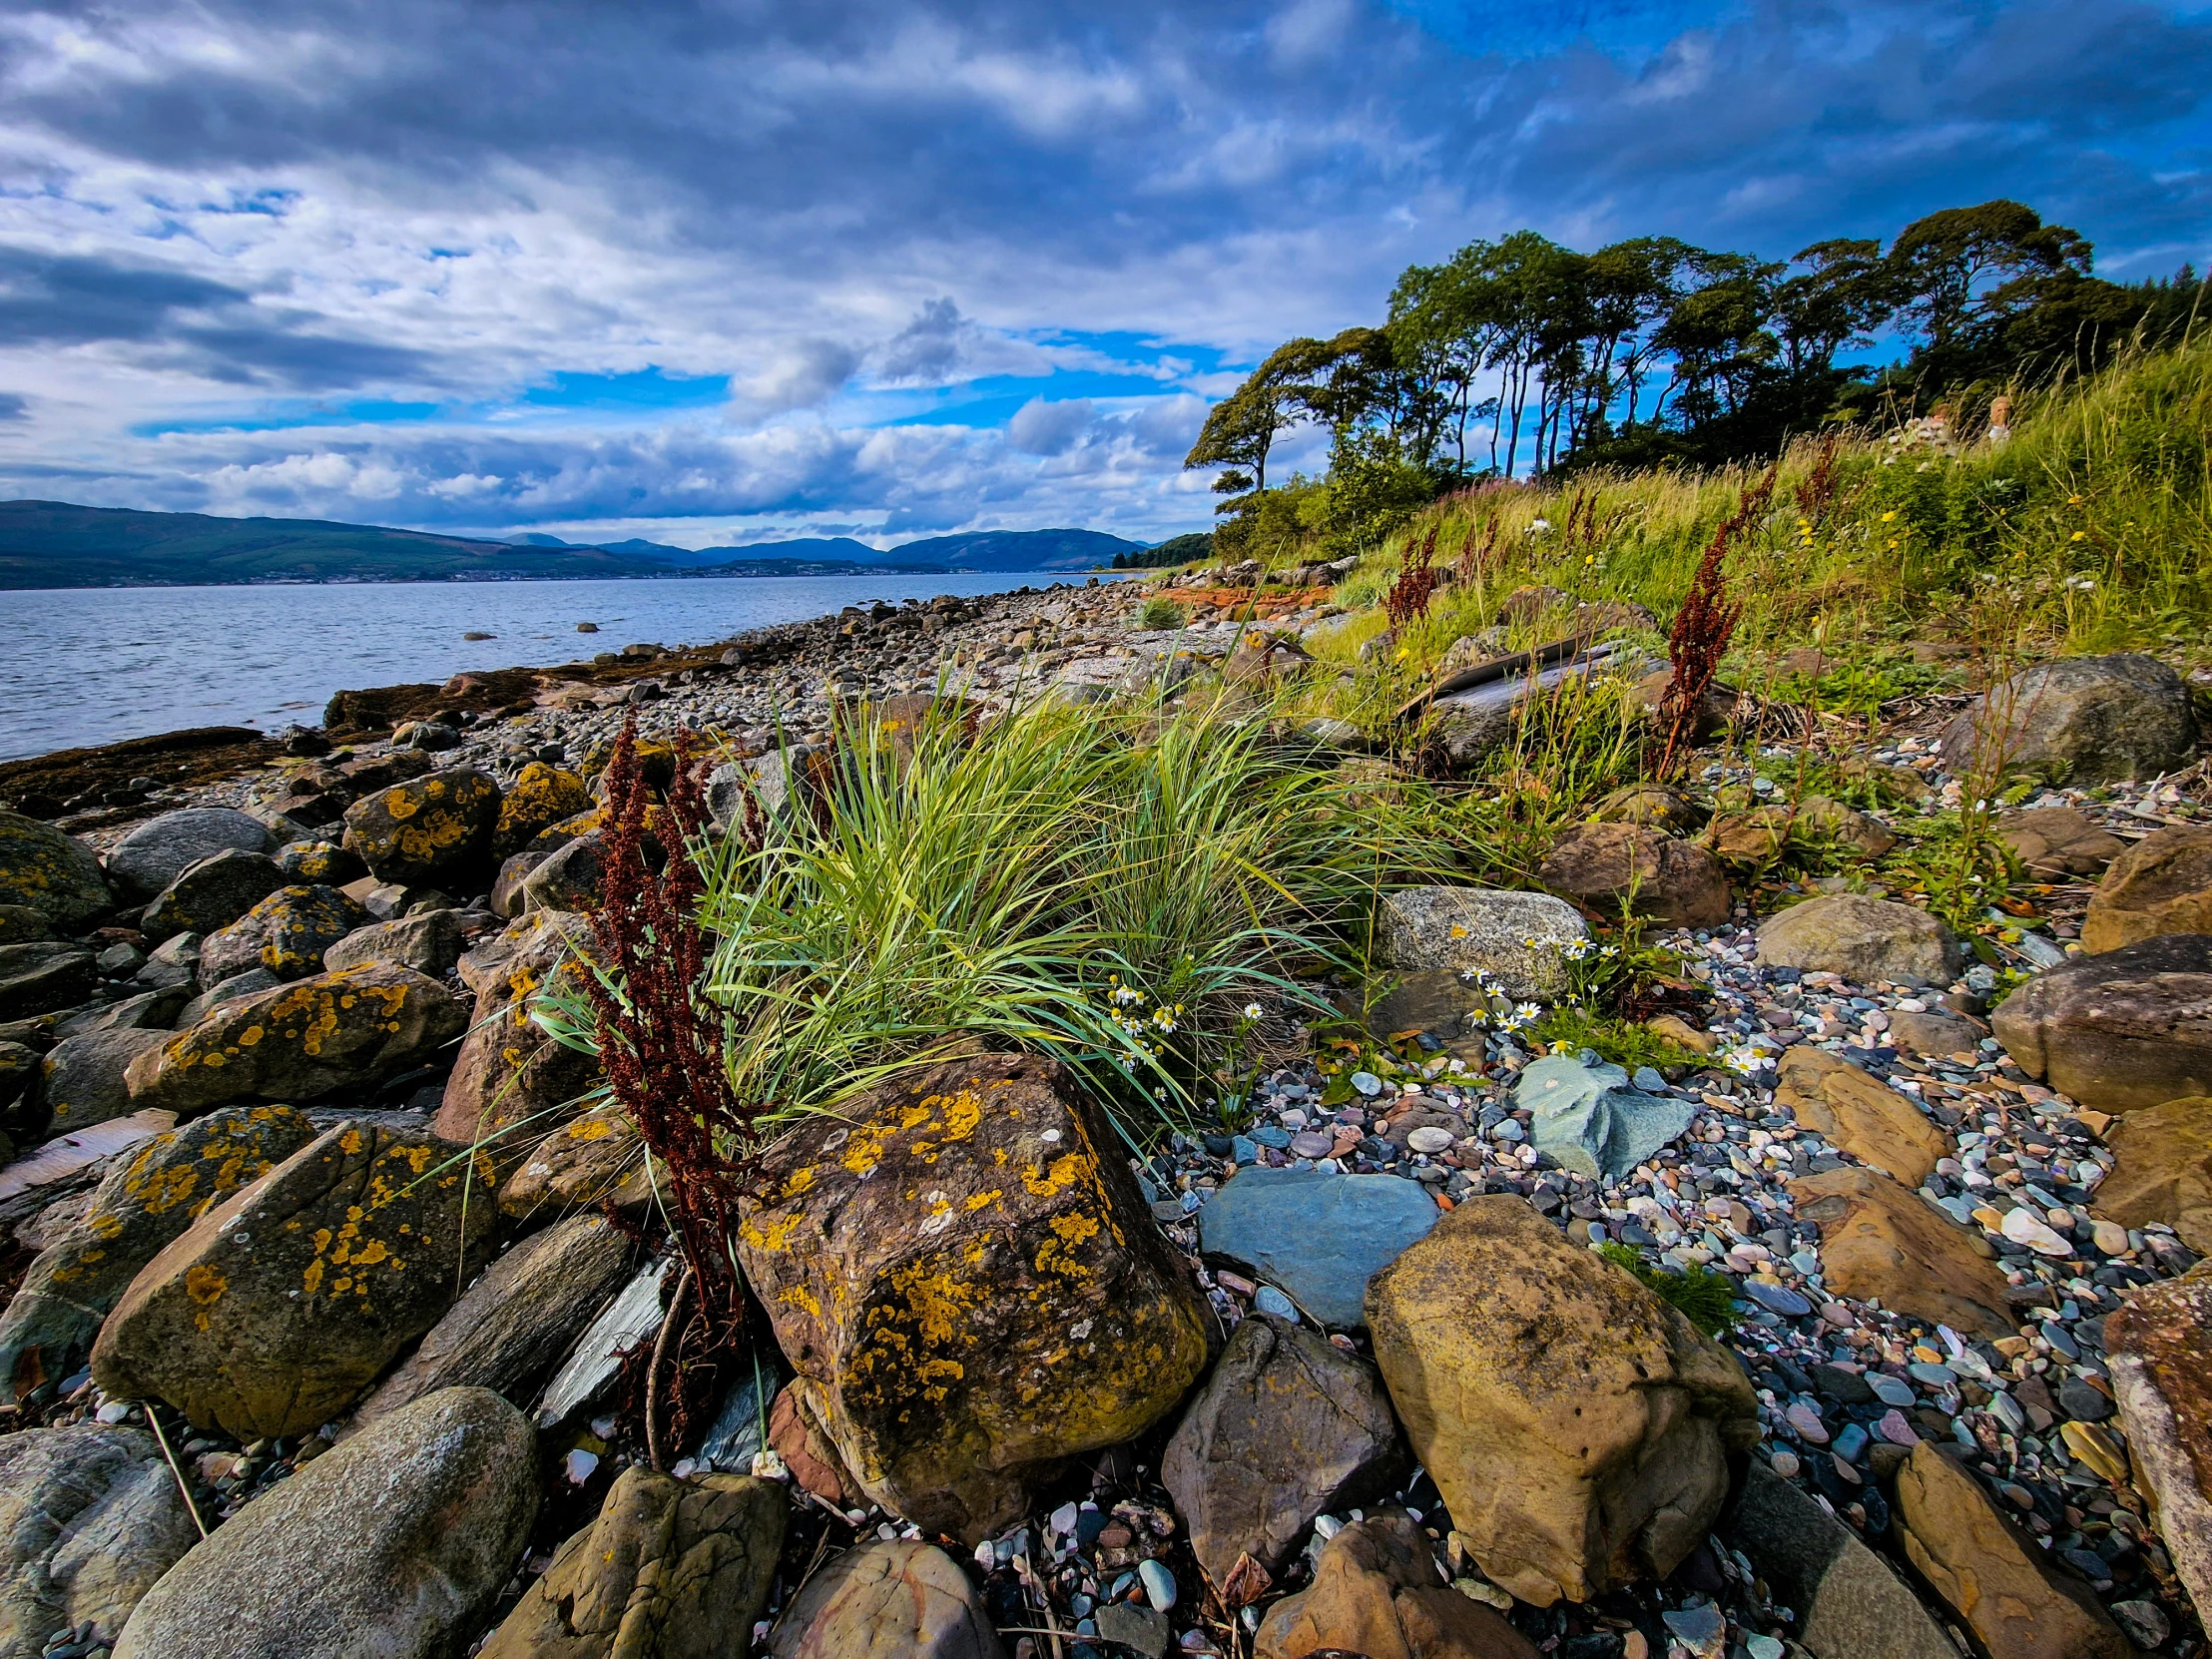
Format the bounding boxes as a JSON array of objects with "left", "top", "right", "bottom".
[{"left": 1138, "top": 1558, "right": 1177, "bottom": 1611}]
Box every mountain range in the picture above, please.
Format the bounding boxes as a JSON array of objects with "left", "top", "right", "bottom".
[{"left": 0, "top": 500, "right": 1149, "bottom": 589}]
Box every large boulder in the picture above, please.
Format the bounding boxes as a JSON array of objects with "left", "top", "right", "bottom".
[
  {"left": 1363, "top": 1196, "right": 1759, "bottom": 1606},
  {"left": 1789, "top": 1167, "right": 2012, "bottom": 1340},
  {"left": 139, "top": 848, "right": 286, "bottom": 943},
  {"left": 341, "top": 766, "right": 502, "bottom": 886},
  {"left": 1756, "top": 894, "right": 1960, "bottom": 985},
  {"left": 91, "top": 1122, "right": 499, "bottom": 1438},
  {"left": 1938, "top": 653, "right": 2197, "bottom": 785},
  {"left": 1376, "top": 887, "right": 1590, "bottom": 1000},
  {"left": 481, "top": 1465, "right": 785, "bottom": 1659},
  {"left": 112, "top": 1386, "right": 537, "bottom": 1659},
  {"left": 1893, "top": 1441, "right": 2132, "bottom": 1659},
  {"left": 124, "top": 962, "right": 468, "bottom": 1115},
  {"left": 0, "top": 811, "right": 111, "bottom": 926},
  {"left": 0, "top": 941, "right": 96, "bottom": 1020},
  {"left": 434, "top": 910, "right": 602, "bottom": 1146},
  {"left": 1773, "top": 1046, "right": 1949, "bottom": 1188},
  {"left": 1253, "top": 1510, "right": 1539, "bottom": 1659},
  {"left": 105, "top": 808, "right": 272, "bottom": 899},
  {"left": 1996, "top": 807, "right": 2127, "bottom": 877},
  {"left": 496, "top": 1107, "right": 654, "bottom": 1222},
  {"left": 1989, "top": 932, "right": 2212, "bottom": 1112},
  {"left": 0, "top": 1422, "right": 200, "bottom": 1657},
  {"left": 321, "top": 908, "right": 463, "bottom": 977},
  {"left": 34, "top": 1026, "right": 170, "bottom": 1135},
  {"left": 1198, "top": 1167, "right": 1440, "bottom": 1329},
  {"left": 1513, "top": 1053, "right": 1695, "bottom": 1181},
  {"left": 1161, "top": 1314, "right": 1405, "bottom": 1586},
  {"left": 520, "top": 832, "right": 606, "bottom": 913},
  {"left": 1537, "top": 822, "right": 1731, "bottom": 929},
  {"left": 2083, "top": 825, "right": 2212, "bottom": 952},
  {"left": 0, "top": 1106, "right": 318, "bottom": 1400},
  {"left": 2097, "top": 1095, "right": 2212, "bottom": 1254},
  {"left": 2105, "top": 1263, "right": 2212, "bottom": 1620},
  {"left": 767, "top": 1542, "right": 1001, "bottom": 1659},
  {"left": 491, "top": 762, "right": 591, "bottom": 859},
  {"left": 734, "top": 1054, "right": 1209, "bottom": 1542},
  {"left": 198, "top": 882, "right": 368, "bottom": 984}
]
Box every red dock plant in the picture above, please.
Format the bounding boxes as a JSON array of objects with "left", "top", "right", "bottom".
[
  {"left": 1656, "top": 466, "right": 1776, "bottom": 779},
  {"left": 1384, "top": 525, "right": 1440, "bottom": 628}
]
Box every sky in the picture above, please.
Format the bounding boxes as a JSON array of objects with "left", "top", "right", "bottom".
[{"left": 1, "top": 0, "right": 2208, "bottom": 550}]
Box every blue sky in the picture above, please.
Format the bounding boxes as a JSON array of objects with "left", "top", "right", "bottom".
[{"left": 1, "top": 0, "right": 2208, "bottom": 548}]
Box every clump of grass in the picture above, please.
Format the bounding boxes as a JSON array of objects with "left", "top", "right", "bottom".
[
  {"left": 1597, "top": 1242, "right": 1738, "bottom": 1338},
  {"left": 1136, "top": 595, "right": 1186, "bottom": 631}
]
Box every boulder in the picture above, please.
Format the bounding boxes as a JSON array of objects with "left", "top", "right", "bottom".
[
  {"left": 1366, "top": 970, "right": 1490, "bottom": 1043},
  {"left": 733, "top": 1055, "right": 1209, "bottom": 1542},
  {"left": 91, "top": 1121, "right": 500, "bottom": 1438},
  {"left": 1885, "top": 1007, "right": 1983, "bottom": 1058},
  {"left": 496, "top": 1108, "right": 654, "bottom": 1221},
  {"left": 1789, "top": 1167, "right": 2012, "bottom": 1339},
  {"left": 1893, "top": 1441, "right": 2132, "bottom": 1659},
  {"left": 1376, "top": 887, "right": 1590, "bottom": 1000},
  {"left": 112, "top": 1387, "right": 537, "bottom": 1659},
  {"left": 481, "top": 1465, "right": 785, "bottom": 1659},
  {"left": 2105, "top": 1263, "right": 2212, "bottom": 1619},
  {"left": 1708, "top": 799, "right": 1896, "bottom": 863},
  {"left": 491, "top": 762, "right": 591, "bottom": 859},
  {"left": 0, "top": 903, "right": 51, "bottom": 942},
  {"left": 1161, "top": 1314, "right": 1406, "bottom": 1586},
  {"left": 0, "top": 1106, "right": 318, "bottom": 1400},
  {"left": 1938, "top": 653, "right": 2197, "bottom": 785},
  {"left": 321, "top": 907, "right": 463, "bottom": 977},
  {"left": 34, "top": 1026, "right": 170, "bottom": 1135},
  {"left": 139, "top": 849, "right": 286, "bottom": 943},
  {"left": 1198, "top": 1167, "right": 1440, "bottom": 1329},
  {"left": 124, "top": 962, "right": 468, "bottom": 1116},
  {"left": 1253, "top": 1510, "right": 1539, "bottom": 1659},
  {"left": 1773, "top": 1047, "right": 1949, "bottom": 1188},
  {"left": 434, "top": 911, "right": 602, "bottom": 1146},
  {"left": 490, "top": 848, "right": 553, "bottom": 917},
  {"left": 1996, "top": 807, "right": 2128, "bottom": 877},
  {"left": 1989, "top": 932, "right": 2212, "bottom": 1112},
  {"left": 341, "top": 766, "right": 502, "bottom": 886},
  {"left": 0, "top": 942, "right": 96, "bottom": 1020},
  {"left": 1591, "top": 784, "right": 1704, "bottom": 837},
  {"left": 2083, "top": 825, "right": 2212, "bottom": 952},
  {"left": 275, "top": 838, "right": 366, "bottom": 883},
  {"left": 105, "top": 808, "right": 272, "bottom": 899},
  {"left": 520, "top": 832, "right": 606, "bottom": 913},
  {"left": 197, "top": 882, "right": 368, "bottom": 984},
  {"left": 0, "top": 1039, "right": 35, "bottom": 1112},
  {"left": 0, "top": 1422, "right": 200, "bottom": 1656},
  {"left": 352, "top": 1212, "right": 637, "bottom": 1428},
  {"left": 1512, "top": 1053, "right": 1695, "bottom": 1181},
  {"left": 2097, "top": 1095, "right": 2212, "bottom": 1254},
  {"left": 1497, "top": 584, "right": 1567, "bottom": 625},
  {"left": 1363, "top": 1196, "right": 1760, "bottom": 1606},
  {"left": 767, "top": 1541, "right": 1001, "bottom": 1659},
  {"left": 1627, "top": 664, "right": 1738, "bottom": 744},
  {"left": 1537, "top": 822, "right": 1731, "bottom": 930},
  {"left": 1756, "top": 894, "right": 1960, "bottom": 985},
  {"left": 0, "top": 812, "right": 112, "bottom": 926},
  {"left": 175, "top": 966, "right": 283, "bottom": 1027}
]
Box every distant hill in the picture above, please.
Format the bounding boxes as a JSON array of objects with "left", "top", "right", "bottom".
[{"left": 0, "top": 501, "right": 1149, "bottom": 588}]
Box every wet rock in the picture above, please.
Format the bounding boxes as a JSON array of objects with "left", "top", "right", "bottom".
[
  {"left": 341, "top": 765, "right": 501, "bottom": 886},
  {"left": 1199, "top": 1166, "right": 1440, "bottom": 1329},
  {"left": 1995, "top": 807, "right": 2128, "bottom": 877},
  {"left": 1756, "top": 894, "right": 1960, "bottom": 985},
  {"left": 1538, "top": 822, "right": 1731, "bottom": 930},
  {"left": 481, "top": 1465, "right": 784, "bottom": 1659},
  {"left": 1364, "top": 1196, "right": 1759, "bottom": 1606},
  {"left": 320, "top": 907, "right": 463, "bottom": 977},
  {"left": 1893, "top": 1441, "right": 2132, "bottom": 1659},
  {"left": 138, "top": 848, "right": 285, "bottom": 942},
  {"left": 33, "top": 1026, "right": 170, "bottom": 1135},
  {"left": 1253, "top": 1510, "right": 1539, "bottom": 1659},
  {"left": 105, "top": 808, "right": 272, "bottom": 899},
  {"left": 1938, "top": 653, "right": 2197, "bottom": 785},
  {"left": 1163, "top": 1313, "right": 1404, "bottom": 1584},
  {"left": 2105, "top": 1262, "right": 2212, "bottom": 1619},
  {"left": 0, "top": 1421, "right": 200, "bottom": 1656},
  {"left": 1377, "top": 886, "right": 1590, "bottom": 1000},
  {"left": 490, "top": 762, "right": 591, "bottom": 860},
  {"left": 2083, "top": 824, "right": 2212, "bottom": 952},
  {"left": 434, "top": 910, "right": 601, "bottom": 1146},
  {"left": 734, "top": 1055, "right": 1209, "bottom": 1542},
  {"left": 1772, "top": 1047, "right": 1948, "bottom": 1188},
  {"left": 767, "top": 1541, "right": 1002, "bottom": 1659},
  {"left": 125, "top": 962, "right": 468, "bottom": 1115},
  {"left": 1989, "top": 932, "right": 2212, "bottom": 1112},
  {"left": 91, "top": 1121, "right": 499, "bottom": 1437},
  {"left": 112, "top": 1386, "right": 537, "bottom": 1659},
  {"left": 0, "top": 812, "right": 112, "bottom": 927},
  {"left": 1790, "top": 1167, "right": 2012, "bottom": 1340},
  {"left": 1513, "top": 1053, "right": 1695, "bottom": 1181},
  {"left": 2097, "top": 1095, "right": 2212, "bottom": 1253},
  {"left": 198, "top": 882, "right": 368, "bottom": 984}
]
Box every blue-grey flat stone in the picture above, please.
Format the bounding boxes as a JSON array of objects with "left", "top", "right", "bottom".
[
  {"left": 1514, "top": 1053, "right": 1697, "bottom": 1180},
  {"left": 1198, "top": 1168, "right": 1439, "bottom": 1328},
  {"left": 1742, "top": 1280, "right": 1813, "bottom": 1317}
]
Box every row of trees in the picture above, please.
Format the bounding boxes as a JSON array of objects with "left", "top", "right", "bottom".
[{"left": 1188, "top": 201, "right": 2206, "bottom": 552}]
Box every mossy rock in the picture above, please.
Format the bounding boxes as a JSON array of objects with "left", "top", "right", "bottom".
[
  {"left": 199, "top": 883, "right": 369, "bottom": 983},
  {"left": 0, "top": 811, "right": 112, "bottom": 928},
  {"left": 491, "top": 763, "right": 590, "bottom": 859},
  {"left": 341, "top": 766, "right": 501, "bottom": 886}
]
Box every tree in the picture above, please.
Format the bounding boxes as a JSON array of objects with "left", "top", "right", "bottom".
[
  {"left": 1888, "top": 201, "right": 2092, "bottom": 364},
  {"left": 1183, "top": 335, "right": 1343, "bottom": 495},
  {"left": 1771, "top": 239, "right": 1894, "bottom": 375}
]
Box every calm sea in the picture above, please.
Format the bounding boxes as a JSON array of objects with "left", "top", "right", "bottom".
[{"left": 0, "top": 573, "right": 1078, "bottom": 762}]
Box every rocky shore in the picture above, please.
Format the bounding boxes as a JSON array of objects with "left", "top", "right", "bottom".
[{"left": 1, "top": 567, "right": 2210, "bottom": 1659}]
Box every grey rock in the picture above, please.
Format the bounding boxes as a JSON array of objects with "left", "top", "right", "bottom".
[
  {"left": 67, "top": 984, "right": 189, "bottom": 1035},
  {"left": 767, "top": 1540, "right": 1003, "bottom": 1659},
  {"left": 33, "top": 1027, "right": 170, "bottom": 1136},
  {"left": 1377, "top": 886, "right": 1590, "bottom": 1000},
  {"left": 0, "top": 942, "right": 96, "bottom": 1021},
  {"left": 1093, "top": 1602, "right": 1170, "bottom": 1659},
  {"left": 132, "top": 933, "right": 200, "bottom": 991},
  {"left": 520, "top": 832, "right": 604, "bottom": 913},
  {"left": 1939, "top": 653, "right": 2198, "bottom": 785},
  {"left": 1198, "top": 1167, "right": 1440, "bottom": 1328},
  {"left": 1757, "top": 894, "right": 1961, "bottom": 985},
  {"left": 138, "top": 849, "right": 285, "bottom": 943},
  {"left": 0, "top": 814, "right": 112, "bottom": 929},
  {"left": 321, "top": 908, "right": 463, "bottom": 977},
  {"left": 174, "top": 967, "right": 283, "bottom": 1027},
  {"left": 1514, "top": 1053, "right": 1696, "bottom": 1180},
  {"left": 105, "top": 809, "right": 272, "bottom": 899}
]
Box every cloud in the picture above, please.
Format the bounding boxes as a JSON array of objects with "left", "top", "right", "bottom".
[
  {"left": 876, "top": 298, "right": 970, "bottom": 383},
  {"left": 732, "top": 337, "right": 859, "bottom": 416},
  {"left": 0, "top": 393, "right": 27, "bottom": 421}
]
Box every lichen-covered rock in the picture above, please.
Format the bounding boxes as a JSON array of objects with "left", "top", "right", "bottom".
[
  {"left": 492, "top": 762, "right": 591, "bottom": 859},
  {"left": 124, "top": 962, "right": 468, "bottom": 1116},
  {"left": 1756, "top": 893, "right": 1960, "bottom": 985},
  {"left": 734, "top": 1055, "right": 1210, "bottom": 1542},
  {"left": 2083, "top": 825, "right": 2212, "bottom": 952},
  {"left": 434, "top": 910, "right": 602, "bottom": 1146},
  {"left": 1938, "top": 653, "right": 2197, "bottom": 785},
  {"left": 0, "top": 1421, "right": 200, "bottom": 1657},
  {"left": 2098, "top": 1095, "right": 2212, "bottom": 1254},
  {"left": 1363, "top": 1196, "right": 1759, "bottom": 1607},
  {"left": 198, "top": 882, "right": 368, "bottom": 984},
  {"left": 1537, "top": 822, "right": 1731, "bottom": 930},
  {"left": 496, "top": 1107, "right": 653, "bottom": 1221},
  {"left": 1790, "top": 1167, "right": 2012, "bottom": 1340},
  {"left": 34, "top": 1026, "right": 171, "bottom": 1135},
  {"left": 91, "top": 1122, "right": 500, "bottom": 1438},
  {"left": 0, "top": 903, "right": 50, "bottom": 943},
  {"left": 1773, "top": 1047, "right": 1949, "bottom": 1188},
  {"left": 112, "top": 1386, "right": 537, "bottom": 1659},
  {"left": 275, "top": 838, "right": 366, "bottom": 883},
  {"left": 0, "top": 811, "right": 111, "bottom": 926},
  {"left": 139, "top": 848, "right": 286, "bottom": 943},
  {"left": 321, "top": 907, "right": 462, "bottom": 977},
  {"left": 520, "top": 832, "right": 606, "bottom": 913},
  {"left": 0, "top": 1106, "right": 317, "bottom": 1401},
  {"left": 341, "top": 765, "right": 502, "bottom": 886},
  {"left": 104, "top": 808, "right": 271, "bottom": 899},
  {"left": 1376, "top": 886, "right": 1590, "bottom": 1001},
  {"left": 1990, "top": 932, "right": 2212, "bottom": 1112},
  {"left": 0, "top": 941, "right": 96, "bottom": 1020},
  {"left": 480, "top": 1465, "right": 785, "bottom": 1659},
  {"left": 767, "top": 1541, "right": 1002, "bottom": 1659},
  {"left": 2105, "top": 1262, "right": 2212, "bottom": 1621},
  {"left": 1253, "top": 1510, "right": 1539, "bottom": 1659}
]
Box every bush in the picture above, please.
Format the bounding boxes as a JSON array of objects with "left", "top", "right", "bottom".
[{"left": 1136, "top": 596, "right": 1186, "bottom": 631}]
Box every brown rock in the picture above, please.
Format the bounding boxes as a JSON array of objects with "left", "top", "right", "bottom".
[
  {"left": 767, "top": 1541, "right": 1002, "bottom": 1659},
  {"left": 1363, "top": 1196, "right": 1759, "bottom": 1606},
  {"left": 1628, "top": 666, "right": 1737, "bottom": 744},
  {"left": 2097, "top": 1095, "right": 2212, "bottom": 1255},
  {"left": 2084, "top": 825, "right": 2212, "bottom": 952},
  {"left": 1756, "top": 894, "right": 1961, "bottom": 986},
  {"left": 1789, "top": 1167, "right": 2012, "bottom": 1340},
  {"left": 1989, "top": 932, "right": 2212, "bottom": 1112},
  {"left": 2105, "top": 1263, "right": 2212, "bottom": 1619},
  {"left": 1886, "top": 1007, "right": 1984, "bottom": 1058},
  {"left": 1497, "top": 585, "right": 1567, "bottom": 626},
  {"left": 1995, "top": 807, "right": 2127, "bottom": 877},
  {"left": 496, "top": 1106, "right": 655, "bottom": 1221},
  {"left": 1254, "top": 1510, "right": 1539, "bottom": 1659},
  {"left": 1591, "top": 784, "right": 1705, "bottom": 837},
  {"left": 1537, "top": 822, "right": 1732, "bottom": 929},
  {"left": 1773, "top": 1047, "right": 1949, "bottom": 1187},
  {"left": 769, "top": 1382, "right": 858, "bottom": 1509},
  {"left": 435, "top": 910, "right": 603, "bottom": 1147}
]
